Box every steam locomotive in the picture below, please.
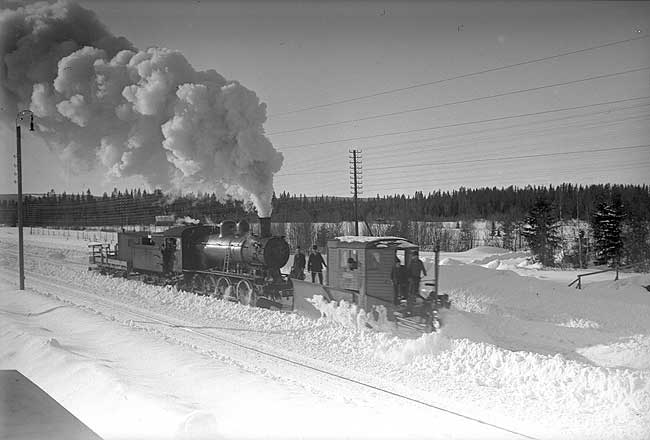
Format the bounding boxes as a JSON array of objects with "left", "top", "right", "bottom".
[{"left": 89, "top": 217, "right": 294, "bottom": 310}]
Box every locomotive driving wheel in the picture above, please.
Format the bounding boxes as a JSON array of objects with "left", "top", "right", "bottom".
[
  {"left": 202, "top": 274, "right": 219, "bottom": 297},
  {"left": 216, "top": 277, "right": 232, "bottom": 300},
  {"left": 188, "top": 274, "right": 202, "bottom": 293},
  {"left": 236, "top": 280, "right": 257, "bottom": 306}
]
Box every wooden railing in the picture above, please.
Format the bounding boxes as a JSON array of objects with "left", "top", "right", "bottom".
[{"left": 568, "top": 264, "right": 639, "bottom": 289}]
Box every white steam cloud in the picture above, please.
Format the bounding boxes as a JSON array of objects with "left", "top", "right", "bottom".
[{"left": 0, "top": 0, "right": 283, "bottom": 216}]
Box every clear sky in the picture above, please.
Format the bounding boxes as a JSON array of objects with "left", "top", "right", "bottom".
[{"left": 1, "top": 0, "right": 649, "bottom": 198}]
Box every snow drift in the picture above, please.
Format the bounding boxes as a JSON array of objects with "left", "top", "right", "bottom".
[{"left": 2, "top": 230, "right": 650, "bottom": 439}]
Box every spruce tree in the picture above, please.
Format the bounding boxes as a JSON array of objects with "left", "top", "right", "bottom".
[
  {"left": 592, "top": 200, "right": 625, "bottom": 267},
  {"left": 521, "top": 198, "right": 561, "bottom": 266}
]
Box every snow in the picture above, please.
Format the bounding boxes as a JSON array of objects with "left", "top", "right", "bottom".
[{"left": 1, "top": 228, "right": 650, "bottom": 439}]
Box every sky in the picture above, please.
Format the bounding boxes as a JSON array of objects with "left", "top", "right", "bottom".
[{"left": 1, "top": 0, "right": 649, "bottom": 199}]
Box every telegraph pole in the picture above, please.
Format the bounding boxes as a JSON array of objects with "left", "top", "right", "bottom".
[
  {"left": 349, "top": 149, "right": 363, "bottom": 236},
  {"left": 15, "top": 110, "right": 35, "bottom": 290}
]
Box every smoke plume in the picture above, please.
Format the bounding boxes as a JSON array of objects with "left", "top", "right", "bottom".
[{"left": 0, "top": 0, "right": 283, "bottom": 216}]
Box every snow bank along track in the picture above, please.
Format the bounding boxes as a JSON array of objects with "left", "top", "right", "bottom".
[{"left": 0, "top": 245, "right": 539, "bottom": 440}]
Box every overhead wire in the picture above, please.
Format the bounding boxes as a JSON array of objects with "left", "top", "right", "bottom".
[
  {"left": 276, "top": 157, "right": 650, "bottom": 198},
  {"left": 267, "top": 37, "right": 648, "bottom": 194},
  {"left": 364, "top": 162, "right": 650, "bottom": 194},
  {"left": 281, "top": 101, "right": 650, "bottom": 172},
  {"left": 276, "top": 144, "right": 650, "bottom": 178},
  {"left": 357, "top": 101, "right": 650, "bottom": 153},
  {"left": 364, "top": 112, "right": 650, "bottom": 164},
  {"left": 281, "top": 108, "right": 650, "bottom": 173},
  {"left": 362, "top": 144, "right": 650, "bottom": 172},
  {"left": 277, "top": 96, "right": 650, "bottom": 150},
  {"left": 267, "top": 66, "right": 650, "bottom": 136},
  {"left": 269, "top": 34, "right": 650, "bottom": 117},
  {"left": 364, "top": 149, "right": 650, "bottom": 189},
  {"left": 365, "top": 155, "right": 650, "bottom": 188},
  {"left": 355, "top": 107, "right": 650, "bottom": 159}
]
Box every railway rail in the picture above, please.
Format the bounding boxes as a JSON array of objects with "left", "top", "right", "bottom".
[{"left": 0, "top": 242, "right": 539, "bottom": 440}]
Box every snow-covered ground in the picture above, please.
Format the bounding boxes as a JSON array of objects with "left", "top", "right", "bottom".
[{"left": 1, "top": 228, "right": 649, "bottom": 440}]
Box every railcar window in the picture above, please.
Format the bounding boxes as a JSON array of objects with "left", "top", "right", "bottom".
[
  {"left": 368, "top": 251, "right": 381, "bottom": 270},
  {"left": 141, "top": 236, "right": 154, "bottom": 246},
  {"left": 339, "top": 249, "right": 358, "bottom": 270}
]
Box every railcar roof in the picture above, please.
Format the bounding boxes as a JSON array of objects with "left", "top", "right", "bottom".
[
  {"left": 161, "top": 224, "right": 218, "bottom": 237},
  {"left": 329, "top": 236, "right": 418, "bottom": 249}
]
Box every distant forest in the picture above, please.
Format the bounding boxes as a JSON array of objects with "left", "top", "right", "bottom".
[{"left": 0, "top": 183, "right": 648, "bottom": 227}]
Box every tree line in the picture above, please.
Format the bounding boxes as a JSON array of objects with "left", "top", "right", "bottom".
[
  {"left": 0, "top": 183, "right": 647, "bottom": 269},
  {"left": 521, "top": 195, "right": 648, "bottom": 270},
  {"left": 1, "top": 183, "right": 648, "bottom": 227},
  {"left": 272, "top": 183, "right": 649, "bottom": 224}
]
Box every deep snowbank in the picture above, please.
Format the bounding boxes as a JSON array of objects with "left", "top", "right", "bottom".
[
  {"left": 2, "top": 230, "right": 650, "bottom": 439},
  {"left": 47, "top": 261, "right": 650, "bottom": 437}
]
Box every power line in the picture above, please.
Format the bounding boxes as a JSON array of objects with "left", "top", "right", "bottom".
[
  {"left": 364, "top": 112, "right": 650, "bottom": 163},
  {"left": 282, "top": 108, "right": 650, "bottom": 171},
  {"left": 282, "top": 159, "right": 650, "bottom": 196},
  {"left": 367, "top": 144, "right": 650, "bottom": 172},
  {"left": 269, "top": 34, "right": 650, "bottom": 117},
  {"left": 364, "top": 154, "right": 650, "bottom": 187},
  {"left": 363, "top": 162, "right": 650, "bottom": 194},
  {"left": 285, "top": 101, "right": 650, "bottom": 159},
  {"left": 278, "top": 96, "right": 650, "bottom": 150},
  {"left": 367, "top": 157, "right": 650, "bottom": 192},
  {"left": 267, "top": 67, "right": 650, "bottom": 136},
  {"left": 276, "top": 144, "right": 650, "bottom": 177}
]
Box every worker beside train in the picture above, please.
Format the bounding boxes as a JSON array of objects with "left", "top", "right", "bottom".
[
  {"left": 307, "top": 245, "right": 327, "bottom": 284},
  {"left": 406, "top": 252, "right": 427, "bottom": 315},
  {"left": 390, "top": 257, "right": 408, "bottom": 305},
  {"left": 290, "top": 246, "right": 306, "bottom": 280}
]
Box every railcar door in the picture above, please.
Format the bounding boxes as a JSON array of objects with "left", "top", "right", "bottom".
[
  {"left": 162, "top": 237, "right": 181, "bottom": 274},
  {"left": 132, "top": 235, "right": 163, "bottom": 273}
]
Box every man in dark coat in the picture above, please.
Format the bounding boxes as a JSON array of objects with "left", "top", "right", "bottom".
[
  {"left": 390, "top": 258, "right": 408, "bottom": 305},
  {"left": 291, "top": 246, "right": 306, "bottom": 280},
  {"left": 307, "top": 245, "right": 327, "bottom": 284},
  {"left": 406, "top": 252, "right": 427, "bottom": 314}
]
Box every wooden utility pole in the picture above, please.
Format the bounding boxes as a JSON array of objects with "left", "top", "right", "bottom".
[
  {"left": 15, "top": 110, "right": 35, "bottom": 290},
  {"left": 349, "top": 149, "right": 363, "bottom": 235}
]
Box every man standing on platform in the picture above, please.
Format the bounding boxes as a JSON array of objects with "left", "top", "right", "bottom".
[{"left": 406, "top": 252, "right": 427, "bottom": 315}]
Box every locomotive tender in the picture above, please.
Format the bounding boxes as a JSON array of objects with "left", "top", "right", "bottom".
[{"left": 89, "top": 217, "right": 294, "bottom": 310}]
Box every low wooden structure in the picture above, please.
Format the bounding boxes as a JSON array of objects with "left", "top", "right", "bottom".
[
  {"left": 0, "top": 370, "right": 103, "bottom": 440},
  {"left": 568, "top": 263, "right": 638, "bottom": 289}
]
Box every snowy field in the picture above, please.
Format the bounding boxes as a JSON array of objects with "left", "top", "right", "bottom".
[{"left": 1, "top": 227, "right": 650, "bottom": 440}]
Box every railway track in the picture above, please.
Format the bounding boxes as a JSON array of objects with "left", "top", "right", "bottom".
[{"left": 0, "top": 242, "right": 539, "bottom": 440}]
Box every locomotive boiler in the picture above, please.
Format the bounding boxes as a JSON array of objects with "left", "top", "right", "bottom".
[
  {"left": 202, "top": 218, "right": 290, "bottom": 272},
  {"left": 89, "top": 217, "right": 294, "bottom": 310}
]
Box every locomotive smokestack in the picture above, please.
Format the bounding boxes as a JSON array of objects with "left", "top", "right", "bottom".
[{"left": 260, "top": 217, "right": 271, "bottom": 238}]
